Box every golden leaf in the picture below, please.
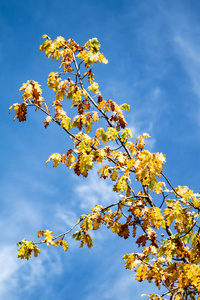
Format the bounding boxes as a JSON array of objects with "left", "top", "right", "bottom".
[
  {"left": 61, "top": 240, "right": 68, "bottom": 251},
  {"left": 44, "top": 116, "right": 52, "bottom": 128}
]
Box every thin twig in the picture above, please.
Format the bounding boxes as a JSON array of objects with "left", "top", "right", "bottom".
[
  {"left": 161, "top": 172, "right": 181, "bottom": 198},
  {"left": 52, "top": 218, "right": 84, "bottom": 241},
  {"left": 161, "top": 287, "right": 179, "bottom": 297},
  {"left": 71, "top": 51, "right": 132, "bottom": 160},
  {"left": 28, "top": 100, "right": 119, "bottom": 166}
]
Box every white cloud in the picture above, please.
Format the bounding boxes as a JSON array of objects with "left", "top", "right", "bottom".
[
  {"left": 75, "top": 169, "right": 118, "bottom": 210},
  {"left": 0, "top": 242, "right": 63, "bottom": 299},
  {"left": 152, "top": 87, "right": 162, "bottom": 99},
  {"left": 85, "top": 268, "right": 156, "bottom": 300},
  {"left": 20, "top": 250, "right": 63, "bottom": 290},
  {"left": 97, "top": 273, "right": 139, "bottom": 300},
  {"left": 0, "top": 184, "right": 65, "bottom": 299},
  {"left": 128, "top": 124, "right": 156, "bottom": 152},
  {"left": 56, "top": 206, "right": 78, "bottom": 229},
  {"left": 0, "top": 246, "right": 21, "bottom": 298},
  {"left": 158, "top": 2, "right": 200, "bottom": 126},
  {"left": 174, "top": 35, "right": 200, "bottom": 100}
]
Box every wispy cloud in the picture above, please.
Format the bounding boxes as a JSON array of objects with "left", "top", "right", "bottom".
[
  {"left": 3, "top": 1, "right": 200, "bottom": 299},
  {"left": 86, "top": 272, "right": 139, "bottom": 300},
  {"left": 158, "top": 1, "right": 200, "bottom": 126},
  {"left": 56, "top": 206, "right": 78, "bottom": 229},
  {"left": 174, "top": 34, "right": 200, "bottom": 123},
  {"left": 74, "top": 168, "right": 118, "bottom": 210},
  {"left": 85, "top": 265, "right": 162, "bottom": 300},
  {"left": 0, "top": 246, "right": 21, "bottom": 299},
  {"left": 0, "top": 178, "right": 65, "bottom": 299},
  {"left": 0, "top": 244, "right": 63, "bottom": 299}
]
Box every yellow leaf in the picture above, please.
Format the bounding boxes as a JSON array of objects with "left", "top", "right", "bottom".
[
  {"left": 80, "top": 232, "right": 93, "bottom": 249},
  {"left": 135, "top": 263, "right": 147, "bottom": 282},
  {"left": 44, "top": 116, "right": 52, "bottom": 128},
  {"left": 17, "top": 240, "right": 41, "bottom": 260},
  {"left": 98, "top": 165, "right": 111, "bottom": 179},
  {"left": 150, "top": 207, "right": 164, "bottom": 229},
  {"left": 92, "top": 220, "right": 101, "bottom": 230},
  {"left": 93, "top": 111, "right": 99, "bottom": 122},
  {"left": 110, "top": 168, "right": 118, "bottom": 181},
  {"left": 61, "top": 240, "right": 68, "bottom": 251},
  {"left": 88, "top": 82, "right": 99, "bottom": 94},
  {"left": 123, "top": 253, "right": 141, "bottom": 270},
  {"left": 153, "top": 181, "right": 164, "bottom": 194},
  {"left": 111, "top": 221, "right": 120, "bottom": 233},
  {"left": 46, "top": 153, "right": 62, "bottom": 167},
  {"left": 61, "top": 115, "right": 71, "bottom": 131},
  {"left": 38, "top": 230, "right": 45, "bottom": 237},
  {"left": 44, "top": 230, "right": 54, "bottom": 246}
]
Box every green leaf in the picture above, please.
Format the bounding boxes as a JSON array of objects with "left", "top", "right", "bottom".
[
  {"left": 121, "top": 103, "right": 130, "bottom": 111},
  {"left": 91, "top": 38, "right": 100, "bottom": 53},
  {"left": 85, "top": 218, "right": 93, "bottom": 230},
  {"left": 165, "top": 199, "right": 175, "bottom": 204},
  {"left": 71, "top": 230, "right": 82, "bottom": 240},
  {"left": 163, "top": 238, "right": 168, "bottom": 247},
  {"left": 170, "top": 233, "right": 180, "bottom": 240},
  {"left": 100, "top": 130, "right": 108, "bottom": 143}
]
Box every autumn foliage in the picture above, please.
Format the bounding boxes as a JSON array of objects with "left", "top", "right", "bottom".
[{"left": 10, "top": 35, "right": 200, "bottom": 300}]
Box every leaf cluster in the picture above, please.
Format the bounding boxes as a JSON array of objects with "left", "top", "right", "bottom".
[{"left": 10, "top": 35, "right": 200, "bottom": 300}]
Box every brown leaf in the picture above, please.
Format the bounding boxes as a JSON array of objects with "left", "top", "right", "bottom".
[
  {"left": 74, "top": 162, "right": 81, "bottom": 176},
  {"left": 17, "top": 103, "right": 27, "bottom": 122},
  {"left": 118, "top": 224, "right": 130, "bottom": 239},
  {"left": 136, "top": 234, "right": 147, "bottom": 247},
  {"left": 97, "top": 94, "right": 103, "bottom": 103}
]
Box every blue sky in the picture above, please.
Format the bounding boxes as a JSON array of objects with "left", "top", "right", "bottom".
[{"left": 1, "top": 0, "right": 200, "bottom": 299}]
